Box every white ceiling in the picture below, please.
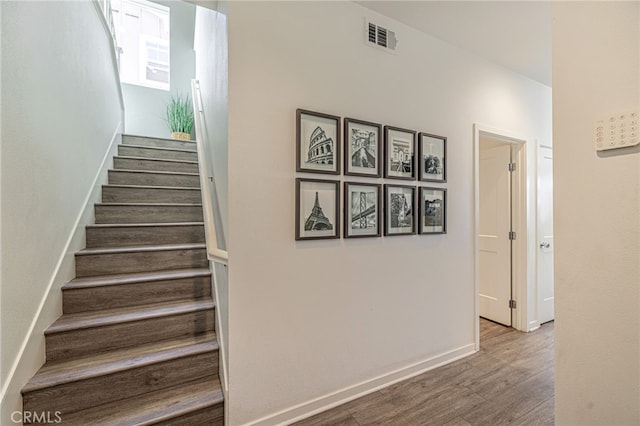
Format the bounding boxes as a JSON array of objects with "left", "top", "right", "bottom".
[{"left": 356, "top": 1, "right": 552, "bottom": 86}]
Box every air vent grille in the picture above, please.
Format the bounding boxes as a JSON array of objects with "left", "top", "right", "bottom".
[{"left": 366, "top": 21, "right": 397, "bottom": 52}]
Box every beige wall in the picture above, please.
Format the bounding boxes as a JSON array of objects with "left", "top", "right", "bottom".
[
  {"left": 227, "top": 2, "right": 551, "bottom": 424},
  {"left": 0, "top": 2, "right": 123, "bottom": 422},
  {"left": 553, "top": 2, "right": 640, "bottom": 425}
]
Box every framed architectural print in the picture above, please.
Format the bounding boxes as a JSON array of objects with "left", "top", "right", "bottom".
[
  {"left": 295, "top": 178, "right": 340, "bottom": 240},
  {"left": 344, "top": 182, "right": 381, "bottom": 238},
  {"left": 384, "top": 184, "right": 416, "bottom": 236},
  {"left": 296, "top": 109, "right": 341, "bottom": 175},
  {"left": 418, "top": 132, "right": 446, "bottom": 182},
  {"left": 384, "top": 126, "right": 416, "bottom": 180},
  {"left": 419, "top": 187, "right": 446, "bottom": 234},
  {"left": 344, "top": 118, "right": 382, "bottom": 177}
]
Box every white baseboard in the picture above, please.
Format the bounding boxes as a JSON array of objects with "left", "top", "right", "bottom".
[
  {"left": 0, "top": 124, "right": 122, "bottom": 424},
  {"left": 241, "top": 343, "right": 476, "bottom": 426}
]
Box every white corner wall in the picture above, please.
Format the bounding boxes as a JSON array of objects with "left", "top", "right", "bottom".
[
  {"left": 0, "top": 1, "right": 123, "bottom": 423},
  {"left": 227, "top": 2, "right": 552, "bottom": 425},
  {"left": 553, "top": 2, "right": 640, "bottom": 425},
  {"left": 122, "top": 0, "right": 196, "bottom": 138}
]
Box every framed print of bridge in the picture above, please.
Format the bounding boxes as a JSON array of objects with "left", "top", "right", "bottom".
[
  {"left": 296, "top": 109, "right": 341, "bottom": 175},
  {"left": 296, "top": 178, "right": 340, "bottom": 240},
  {"left": 344, "top": 118, "right": 382, "bottom": 177},
  {"left": 384, "top": 126, "right": 416, "bottom": 180},
  {"left": 344, "top": 182, "right": 381, "bottom": 238},
  {"left": 418, "top": 132, "right": 446, "bottom": 183}
]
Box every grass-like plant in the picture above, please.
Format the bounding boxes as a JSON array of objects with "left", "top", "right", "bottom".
[{"left": 166, "top": 94, "right": 194, "bottom": 134}]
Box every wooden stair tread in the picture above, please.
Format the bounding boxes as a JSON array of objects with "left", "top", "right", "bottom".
[
  {"left": 122, "top": 144, "right": 199, "bottom": 154},
  {"left": 46, "top": 299, "right": 215, "bottom": 334},
  {"left": 115, "top": 155, "right": 199, "bottom": 165},
  {"left": 95, "top": 202, "right": 203, "bottom": 207},
  {"left": 103, "top": 184, "right": 201, "bottom": 191},
  {"left": 64, "top": 268, "right": 210, "bottom": 289},
  {"left": 23, "top": 332, "right": 218, "bottom": 393},
  {"left": 110, "top": 169, "right": 199, "bottom": 177},
  {"left": 123, "top": 134, "right": 196, "bottom": 143},
  {"left": 60, "top": 376, "right": 222, "bottom": 426}
]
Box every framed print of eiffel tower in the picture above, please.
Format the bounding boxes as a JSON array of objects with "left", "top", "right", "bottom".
[{"left": 295, "top": 178, "right": 340, "bottom": 240}]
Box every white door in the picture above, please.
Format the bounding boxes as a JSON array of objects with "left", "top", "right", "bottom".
[
  {"left": 537, "top": 146, "right": 554, "bottom": 324},
  {"left": 479, "top": 143, "right": 512, "bottom": 326}
]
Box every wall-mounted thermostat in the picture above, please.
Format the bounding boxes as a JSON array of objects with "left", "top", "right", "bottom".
[{"left": 594, "top": 110, "right": 639, "bottom": 151}]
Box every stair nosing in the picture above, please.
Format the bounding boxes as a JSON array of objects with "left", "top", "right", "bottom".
[
  {"left": 109, "top": 169, "right": 200, "bottom": 177},
  {"left": 96, "top": 202, "right": 203, "bottom": 207},
  {"left": 120, "top": 144, "right": 199, "bottom": 154},
  {"left": 103, "top": 184, "right": 201, "bottom": 191},
  {"left": 64, "top": 268, "right": 211, "bottom": 290},
  {"left": 76, "top": 242, "right": 206, "bottom": 256},
  {"left": 123, "top": 134, "right": 196, "bottom": 143},
  {"left": 22, "top": 334, "right": 218, "bottom": 393},
  {"left": 46, "top": 299, "right": 216, "bottom": 335},
  {"left": 86, "top": 222, "right": 205, "bottom": 229},
  {"left": 114, "top": 155, "right": 199, "bottom": 165}
]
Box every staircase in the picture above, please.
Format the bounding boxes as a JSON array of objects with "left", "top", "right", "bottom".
[{"left": 21, "top": 135, "right": 224, "bottom": 425}]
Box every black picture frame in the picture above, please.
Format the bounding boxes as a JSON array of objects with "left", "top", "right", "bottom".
[
  {"left": 384, "top": 184, "right": 416, "bottom": 236},
  {"left": 344, "top": 118, "right": 382, "bottom": 177},
  {"left": 343, "top": 182, "right": 382, "bottom": 238},
  {"left": 296, "top": 109, "right": 341, "bottom": 175},
  {"left": 418, "top": 132, "right": 447, "bottom": 183},
  {"left": 295, "top": 178, "right": 340, "bottom": 240},
  {"left": 384, "top": 126, "right": 416, "bottom": 180},
  {"left": 419, "top": 187, "right": 447, "bottom": 234}
]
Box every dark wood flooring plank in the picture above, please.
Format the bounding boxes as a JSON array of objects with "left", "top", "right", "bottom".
[{"left": 292, "top": 319, "right": 554, "bottom": 426}]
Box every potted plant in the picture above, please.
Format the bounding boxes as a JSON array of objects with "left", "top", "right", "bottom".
[{"left": 166, "top": 94, "right": 194, "bottom": 140}]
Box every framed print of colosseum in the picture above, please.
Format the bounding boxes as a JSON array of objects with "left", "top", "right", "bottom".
[
  {"left": 384, "top": 126, "right": 416, "bottom": 180},
  {"left": 418, "top": 132, "right": 446, "bottom": 183},
  {"left": 344, "top": 182, "right": 381, "bottom": 238},
  {"left": 296, "top": 178, "right": 340, "bottom": 240},
  {"left": 344, "top": 118, "right": 382, "bottom": 177},
  {"left": 419, "top": 187, "right": 446, "bottom": 234},
  {"left": 296, "top": 109, "right": 341, "bottom": 175},
  {"left": 384, "top": 184, "right": 415, "bottom": 236}
]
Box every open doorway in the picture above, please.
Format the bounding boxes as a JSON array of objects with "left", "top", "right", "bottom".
[{"left": 474, "top": 124, "right": 528, "bottom": 348}]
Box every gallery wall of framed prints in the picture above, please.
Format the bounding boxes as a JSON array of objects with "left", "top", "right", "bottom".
[{"left": 294, "top": 108, "right": 447, "bottom": 241}]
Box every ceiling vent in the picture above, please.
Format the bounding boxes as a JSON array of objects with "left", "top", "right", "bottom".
[{"left": 366, "top": 21, "right": 398, "bottom": 53}]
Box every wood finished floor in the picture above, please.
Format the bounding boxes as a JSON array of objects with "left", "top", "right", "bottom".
[{"left": 293, "top": 319, "right": 554, "bottom": 426}]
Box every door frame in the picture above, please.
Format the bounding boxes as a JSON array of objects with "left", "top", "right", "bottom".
[{"left": 473, "top": 123, "right": 529, "bottom": 349}]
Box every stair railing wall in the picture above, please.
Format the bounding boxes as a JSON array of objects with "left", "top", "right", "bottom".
[{"left": 191, "top": 79, "right": 229, "bottom": 395}]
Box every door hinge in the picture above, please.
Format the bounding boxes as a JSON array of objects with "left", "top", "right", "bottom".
[
  {"left": 509, "top": 231, "right": 517, "bottom": 240},
  {"left": 508, "top": 162, "right": 516, "bottom": 172},
  {"left": 509, "top": 300, "right": 517, "bottom": 309}
]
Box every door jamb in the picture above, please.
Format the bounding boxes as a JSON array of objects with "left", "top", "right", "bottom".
[{"left": 474, "top": 123, "right": 529, "bottom": 351}]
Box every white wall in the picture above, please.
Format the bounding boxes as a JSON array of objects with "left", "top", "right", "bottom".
[
  {"left": 122, "top": 0, "right": 196, "bottom": 138},
  {"left": 0, "top": 1, "right": 123, "bottom": 423},
  {"left": 194, "top": 2, "right": 229, "bottom": 391},
  {"left": 227, "top": 2, "right": 552, "bottom": 424},
  {"left": 553, "top": 2, "right": 640, "bottom": 425}
]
